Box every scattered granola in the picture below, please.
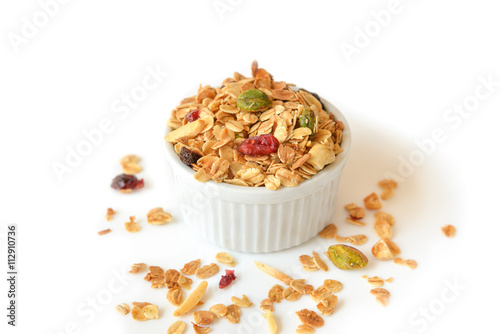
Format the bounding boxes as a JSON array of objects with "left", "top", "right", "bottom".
[
  {"left": 192, "top": 323, "right": 210, "bottom": 334},
  {"left": 317, "top": 294, "right": 338, "bottom": 316},
  {"left": 260, "top": 298, "right": 274, "bottom": 312},
  {"left": 231, "top": 295, "right": 253, "bottom": 308},
  {"left": 148, "top": 266, "right": 165, "bottom": 289},
  {"left": 173, "top": 281, "right": 208, "bottom": 317},
  {"left": 441, "top": 224, "right": 456, "bottom": 237},
  {"left": 263, "top": 310, "right": 278, "bottom": 334},
  {"left": 215, "top": 252, "right": 237, "bottom": 267},
  {"left": 370, "top": 288, "right": 390, "bottom": 306},
  {"left": 167, "top": 287, "right": 184, "bottom": 306},
  {"left": 296, "top": 324, "right": 315, "bottom": 333},
  {"left": 326, "top": 244, "right": 368, "bottom": 270},
  {"left": 146, "top": 207, "right": 172, "bottom": 225},
  {"left": 312, "top": 251, "right": 328, "bottom": 272},
  {"left": 209, "top": 304, "right": 228, "bottom": 318},
  {"left": 283, "top": 287, "right": 302, "bottom": 301},
  {"left": 366, "top": 276, "right": 385, "bottom": 287},
  {"left": 124, "top": 216, "right": 140, "bottom": 233},
  {"left": 129, "top": 263, "right": 147, "bottom": 274},
  {"left": 219, "top": 269, "right": 237, "bottom": 289},
  {"left": 318, "top": 223, "right": 337, "bottom": 239},
  {"left": 372, "top": 238, "right": 401, "bottom": 260},
  {"left": 374, "top": 211, "right": 395, "bottom": 226},
  {"left": 105, "top": 208, "right": 115, "bottom": 221},
  {"left": 344, "top": 203, "right": 365, "bottom": 219},
  {"left": 115, "top": 303, "right": 130, "bottom": 315},
  {"left": 296, "top": 309, "right": 324, "bottom": 328},
  {"left": 364, "top": 192, "right": 383, "bottom": 210},
  {"left": 120, "top": 154, "right": 142, "bottom": 175},
  {"left": 323, "top": 279, "right": 343, "bottom": 293},
  {"left": 394, "top": 257, "right": 418, "bottom": 269},
  {"left": 299, "top": 255, "right": 318, "bottom": 272},
  {"left": 290, "top": 279, "right": 313, "bottom": 295},
  {"left": 345, "top": 217, "right": 366, "bottom": 226},
  {"left": 254, "top": 261, "right": 293, "bottom": 285},
  {"left": 378, "top": 179, "right": 397, "bottom": 200},
  {"left": 268, "top": 284, "right": 284, "bottom": 303},
  {"left": 193, "top": 311, "right": 215, "bottom": 325},
  {"left": 167, "top": 321, "right": 186, "bottom": 334},
  {"left": 131, "top": 302, "right": 158, "bottom": 321},
  {"left": 225, "top": 304, "right": 241, "bottom": 324},
  {"left": 165, "top": 61, "right": 344, "bottom": 190},
  {"left": 181, "top": 259, "right": 201, "bottom": 275},
  {"left": 195, "top": 263, "right": 220, "bottom": 279},
  {"left": 374, "top": 219, "right": 392, "bottom": 239},
  {"left": 97, "top": 228, "right": 111, "bottom": 236}
]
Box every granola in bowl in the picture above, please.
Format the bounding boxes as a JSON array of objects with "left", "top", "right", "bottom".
[{"left": 165, "top": 61, "right": 344, "bottom": 191}]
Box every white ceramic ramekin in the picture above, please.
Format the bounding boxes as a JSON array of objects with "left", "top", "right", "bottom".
[{"left": 164, "top": 98, "right": 350, "bottom": 253}]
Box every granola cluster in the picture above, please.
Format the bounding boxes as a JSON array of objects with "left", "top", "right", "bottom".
[{"left": 165, "top": 61, "right": 344, "bottom": 190}]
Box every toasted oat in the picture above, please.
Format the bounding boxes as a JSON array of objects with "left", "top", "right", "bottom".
[
  {"left": 318, "top": 224, "right": 337, "bottom": 239},
  {"left": 317, "top": 294, "right": 338, "bottom": 316},
  {"left": 380, "top": 188, "right": 395, "bottom": 200},
  {"left": 263, "top": 310, "right": 278, "bottom": 334},
  {"left": 105, "top": 208, "right": 115, "bottom": 221},
  {"left": 97, "top": 228, "right": 111, "bottom": 236},
  {"left": 120, "top": 154, "right": 142, "bottom": 175},
  {"left": 374, "top": 211, "right": 395, "bottom": 226},
  {"left": 192, "top": 323, "right": 210, "bottom": 334},
  {"left": 344, "top": 203, "right": 365, "bottom": 219},
  {"left": 283, "top": 287, "right": 302, "bottom": 301},
  {"left": 366, "top": 276, "right": 384, "bottom": 287},
  {"left": 346, "top": 217, "right": 366, "bottom": 226},
  {"left": 115, "top": 303, "right": 130, "bottom": 315},
  {"left": 370, "top": 288, "right": 390, "bottom": 306},
  {"left": 374, "top": 219, "right": 392, "bottom": 239},
  {"left": 441, "top": 224, "right": 456, "bottom": 237},
  {"left": 173, "top": 281, "right": 208, "bottom": 317},
  {"left": 268, "top": 284, "right": 284, "bottom": 303},
  {"left": 378, "top": 179, "right": 398, "bottom": 190},
  {"left": 225, "top": 304, "right": 241, "bottom": 324},
  {"left": 177, "top": 275, "right": 193, "bottom": 290},
  {"left": 143, "top": 305, "right": 159, "bottom": 319},
  {"left": 129, "top": 263, "right": 147, "bottom": 274},
  {"left": 290, "top": 279, "right": 313, "bottom": 295},
  {"left": 312, "top": 251, "right": 328, "bottom": 271},
  {"left": 148, "top": 266, "right": 165, "bottom": 289},
  {"left": 195, "top": 263, "right": 220, "bottom": 279},
  {"left": 323, "top": 279, "right": 343, "bottom": 293},
  {"left": 385, "top": 277, "right": 394, "bottom": 283},
  {"left": 231, "top": 295, "right": 253, "bottom": 308},
  {"left": 167, "top": 287, "right": 183, "bottom": 306},
  {"left": 394, "top": 257, "right": 418, "bottom": 269},
  {"left": 181, "top": 259, "right": 201, "bottom": 276},
  {"left": 299, "top": 255, "right": 318, "bottom": 272},
  {"left": 296, "top": 324, "right": 315, "bottom": 334},
  {"left": 193, "top": 311, "right": 215, "bottom": 325},
  {"left": 215, "top": 252, "right": 237, "bottom": 267},
  {"left": 209, "top": 304, "right": 228, "bottom": 318},
  {"left": 124, "top": 216, "right": 139, "bottom": 233},
  {"left": 165, "top": 269, "right": 181, "bottom": 289},
  {"left": 254, "top": 261, "right": 293, "bottom": 285},
  {"left": 296, "top": 309, "right": 324, "bottom": 328},
  {"left": 167, "top": 321, "right": 186, "bottom": 334},
  {"left": 146, "top": 207, "right": 172, "bottom": 225},
  {"left": 131, "top": 302, "right": 158, "bottom": 321},
  {"left": 364, "top": 192, "right": 383, "bottom": 210},
  {"left": 372, "top": 238, "right": 401, "bottom": 260},
  {"left": 310, "top": 286, "right": 332, "bottom": 303},
  {"left": 348, "top": 234, "right": 368, "bottom": 246},
  {"left": 260, "top": 298, "right": 274, "bottom": 312}
]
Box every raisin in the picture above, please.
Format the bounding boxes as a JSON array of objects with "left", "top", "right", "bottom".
[
  {"left": 237, "top": 134, "right": 279, "bottom": 156},
  {"left": 219, "top": 269, "right": 236, "bottom": 289},
  {"left": 299, "top": 88, "right": 326, "bottom": 111},
  {"left": 185, "top": 108, "right": 201, "bottom": 122},
  {"left": 111, "top": 174, "right": 144, "bottom": 191},
  {"left": 179, "top": 147, "right": 201, "bottom": 167}
]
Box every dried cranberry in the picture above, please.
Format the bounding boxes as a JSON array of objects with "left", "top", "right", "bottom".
[
  {"left": 111, "top": 174, "right": 144, "bottom": 191},
  {"left": 299, "top": 88, "right": 326, "bottom": 111},
  {"left": 179, "top": 147, "right": 202, "bottom": 167},
  {"left": 237, "top": 134, "right": 279, "bottom": 156},
  {"left": 219, "top": 269, "right": 236, "bottom": 289},
  {"left": 185, "top": 108, "right": 200, "bottom": 122}
]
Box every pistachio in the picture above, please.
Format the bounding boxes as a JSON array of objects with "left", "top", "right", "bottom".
[
  {"left": 236, "top": 89, "right": 272, "bottom": 112},
  {"left": 326, "top": 244, "right": 368, "bottom": 270},
  {"left": 299, "top": 107, "right": 316, "bottom": 134}
]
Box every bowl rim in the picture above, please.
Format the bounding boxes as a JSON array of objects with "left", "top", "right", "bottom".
[{"left": 163, "top": 96, "right": 351, "bottom": 204}]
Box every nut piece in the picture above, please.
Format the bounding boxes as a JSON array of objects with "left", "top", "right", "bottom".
[
  {"left": 327, "top": 244, "right": 369, "bottom": 270},
  {"left": 195, "top": 263, "right": 220, "bottom": 279},
  {"left": 167, "top": 287, "right": 183, "bottom": 306},
  {"left": 263, "top": 310, "right": 278, "bottom": 334},
  {"left": 318, "top": 224, "right": 337, "bottom": 239},
  {"left": 370, "top": 288, "right": 390, "bottom": 306},
  {"left": 236, "top": 89, "right": 272, "bottom": 112},
  {"left": 268, "top": 284, "right": 284, "bottom": 303},
  {"left": 209, "top": 304, "right": 228, "bottom": 318},
  {"left": 307, "top": 144, "right": 335, "bottom": 171},
  {"left": 173, "top": 281, "right": 208, "bottom": 317},
  {"left": 364, "top": 192, "right": 382, "bottom": 210},
  {"left": 215, "top": 252, "right": 237, "bottom": 267},
  {"left": 181, "top": 259, "right": 201, "bottom": 276},
  {"left": 254, "top": 261, "right": 293, "bottom": 285},
  {"left": 167, "top": 320, "right": 186, "bottom": 334},
  {"left": 225, "top": 304, "right": 241, "bottom": 324},
  {"left": 97, "top": 229, "right": 111, "bottom": 236},
  {"left": 147, "top": 207, "right": 172, "bottom": 225},
  {"left": 129, "top": 263, "right": 147, "bottom": 274},
  {"left": 124, "top": 216, "right": 140, "bottom": 233},
  {"left": 231, "top": 295, "right": 253, "bottom": 308},
  {"left": 165, "top": 119, "right": 205, "bottom": 143},
  {"left": 105, "top": 208, "right": 115, "bottom": 221},
  {"left": 441, "top": 224, "right": 456, "bottom": 237},
  {"left": 374, "top": 219, "right": 392, "bottom": 239},
  {"left": 120, "top": 154, "right": 142, "bottom": 175},
  {"left": 312, "top": 251, "right": 328, "bottom": 272},
  {"left": 115, "top": 303, "right": 130, "bottom": 315},
  {"left": 372, "top": 238, "right": 401, "bottom": 260},
  {"left": 193, "top": 311, "right": 215, "bottom": 325},
  {"left": 323, "top": 279, "right": 343, "bottom": 293},
  {"left": 260, "top": 298, "right": 274, "bottom": 312},
  {"left": 296, "top": 309, "right": 324, "bottom": 328}
]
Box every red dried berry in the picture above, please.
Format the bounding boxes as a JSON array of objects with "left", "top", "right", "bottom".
[
  {"left": 237, "top": 134, "right": 279, "bottom": 156},
  {"left": 185, "top": 108, "right": 201, "bottom": 122},
  {"left": 219, "top": 269, "right": 236, "bottom": 289},
  {"left": 179, "top": 147, "right": 202, "bottom": 167},
  {"left": 111, "top": 174, "right": 144, "bottom": 191}
]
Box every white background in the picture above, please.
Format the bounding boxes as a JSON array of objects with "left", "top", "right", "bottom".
[{"left": 1, "top": 0, "right": 500, "bottom": 333}]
